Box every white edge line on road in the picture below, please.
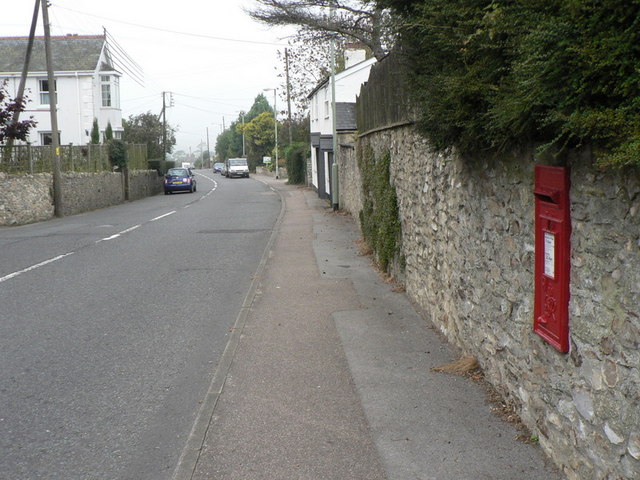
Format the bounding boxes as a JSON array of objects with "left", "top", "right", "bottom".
[
  {"left": 0, "top": 252, "right": 75, "bottom": 284},
  {"left": 95, "top": 224, "right": 141, "bottom": 244},
  {"left": 119, "top": 225, "right": 141, "bottom": 235},
  {"left": 151, "top": 211, "right": 176, "bottom": 222},
  {"left": 96, "top": 233, "right": 120, "bottom": 243}
]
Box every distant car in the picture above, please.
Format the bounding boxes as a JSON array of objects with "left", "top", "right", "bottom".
[
  {"left": 164, "top": 167, "right": 196, "bottom": 194},
  {"left": 213, "top": 162, "right": 224, "bottom": 173}
]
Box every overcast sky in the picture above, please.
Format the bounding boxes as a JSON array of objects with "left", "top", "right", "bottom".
[{"left": 3, "top": 0, "right": 294, "bottom": 153}]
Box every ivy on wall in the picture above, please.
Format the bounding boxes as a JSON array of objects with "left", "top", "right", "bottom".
[{"left": 357, "top": 145, "right": 403, "bottom": 273}]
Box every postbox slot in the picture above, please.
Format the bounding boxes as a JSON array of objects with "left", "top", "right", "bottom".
[{"left": 533, "top": 187, "right": 560, "bottom": 204}]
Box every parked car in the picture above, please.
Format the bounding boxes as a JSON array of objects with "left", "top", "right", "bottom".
[
  {"left": 213, "top": 162, "right": 224, "bottom": 173},
  {"left": 226, "top": 158, "right": 250, "bottom": 178},
  {"left": 164, "top": 167, "right": 196, "bottom": 194}
]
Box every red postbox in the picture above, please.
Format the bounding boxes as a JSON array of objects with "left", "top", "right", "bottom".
[{"left": 533, "top": 165, "right": 571, "bottom": 353}]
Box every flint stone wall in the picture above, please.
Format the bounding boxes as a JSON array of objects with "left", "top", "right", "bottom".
[
  {"left": 0, "top": 170, "right": 162, "bottom": 225},
  {"left": 0, "top": 172, "right": 54, "bottom": 225},
  {"left": 126, "top": 170, "right": 163, "bottom": 201},
  {"left": 340, "top": 124, "right": 640, "bottom": 480}
]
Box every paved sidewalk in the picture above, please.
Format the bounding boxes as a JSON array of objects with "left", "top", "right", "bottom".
[{"left": 177, "top": 176, "right": 563, "bottom": 480}]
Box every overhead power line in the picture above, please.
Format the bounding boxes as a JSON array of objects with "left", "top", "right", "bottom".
[
  {"left": 103, "top": 28, "right": 144, "bottom": 86},
  {"left": 53, "top": 4, "right": 289, "bottom": 46}
]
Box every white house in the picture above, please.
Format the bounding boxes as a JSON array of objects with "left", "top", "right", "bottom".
[
  {"left": 308, "top": 49, "right": 376, "bottom": 199},
  {"left": 0, "top": 34, "right": 123, "bottom": 146}
]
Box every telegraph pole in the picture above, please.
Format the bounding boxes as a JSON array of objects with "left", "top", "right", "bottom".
[
  {"left": 285, "top": 48, "right": 293, "bottom": 145},
  {"left": 42, "top": 0, "right": 63, "bottom": 217},
  {"left": 206, "top": 127, "right": 210, "bottom": 168},
  {"left": 330, "top": 12, "right": 339, "bottom": 211},
  {"left": 161, "top": 91, "right": 166, "bottom": 163}
]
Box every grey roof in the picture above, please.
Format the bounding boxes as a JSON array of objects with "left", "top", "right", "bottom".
[
  {"left": 0, "top": 35, "right": 111, "bottom": 73},
  {"left": 336, "top": 103, "right": 357, "bottom": 131}
]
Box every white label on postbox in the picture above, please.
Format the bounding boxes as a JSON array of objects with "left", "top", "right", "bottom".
[{"left": 544, "top": 232, "right": 555, "bottom": 278}]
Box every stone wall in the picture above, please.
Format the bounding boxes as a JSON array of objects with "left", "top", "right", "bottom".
[
  {"left": 0, "top": 172, "right": 54, "bottom": 225},
  {"left": 128, "top": 170, "right": 164, "bottom": 201},
  {"left": 60, "top": 172, "right": 125, "bottom": 216},
  {"left": 0, "top": 170, "right": 163, "bottom": 226},
  {"left": 340, "top": 124, "right": 640, "bottom": 480},
  {"left": 255, "top": 166, "right": 288, "bottom": 179},
  {"left": 336, "top": 132, "right": 362, "bottom": 216}
]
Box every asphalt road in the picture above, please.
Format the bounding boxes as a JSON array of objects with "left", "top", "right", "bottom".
[{"left": 0, "top": 170, "right": 281, "bottom": 480}]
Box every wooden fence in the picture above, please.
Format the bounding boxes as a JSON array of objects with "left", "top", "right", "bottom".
[
  {"left": 356, "top": 52, "right": 414, "bottom": 135},
  {"left": 0, "top": 143, "right": 148, "bottom": 174}
]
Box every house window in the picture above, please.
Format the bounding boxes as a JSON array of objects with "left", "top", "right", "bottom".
[
  {"left": 40, "top": 131, "right": 61, "bottom": 145},
  {"left": 101, "top": 76, "right": 111, "bottom": 107},
  {"left": 101, "top": 75, "right": 120, "bottom": 108},
  {"left": 324, "top": 89, "right": 330, "bottom": 118},
  {"left": 39, "top": 79, "right": 56, "bottom": 105}
]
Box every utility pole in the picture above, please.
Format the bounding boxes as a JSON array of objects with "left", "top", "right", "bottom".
[
  {"left": 240, "top": 112, "right": 246, "bottom": 157},
  {"left": 264, "top": 88, "right": 279, "bottom": 179},
  {"left": 330, "top": 10, "right": 339, "bottom": 211},
  {"left": 285, "top": 48, "right": 293, "bottom": 145},
  {"left": 274, "top": 90, "right": 279, "bottom": 179},
  {"left": 206, "top": 127, "right": 210, "bottom": 167},
  {"left": 161, "top": 91, "right": 166, "bottom": 164},
  {"left": 42, "top": 0, "right": 63, "bottom": 217}
]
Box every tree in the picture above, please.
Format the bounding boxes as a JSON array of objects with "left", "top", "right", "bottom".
[
  {"left": 122, "top": 112, "right": 176, "bottom": 159},
  {"left": 90, "top": 118, "right": 100, "bottom": 144},
  {"left": 243, "top": 112, "right": 278, "bottom": 169},
  {"left": 0, "top": 80, "right": 36, "bottom": 144},
  {"left": 214, "top": 95, "right": 278, "bottom": 167},
  {"left": 247, "top": 0, "right": 393, "bottom": 61},
  {"left": 246, "top": 93, "right": 274, "bottom": 121},
  {"left": 104, "top": 121, "right": 113, "bottom": 141},
  {"left": 276, "top": 34, "right": 347, "bottom": 119}
]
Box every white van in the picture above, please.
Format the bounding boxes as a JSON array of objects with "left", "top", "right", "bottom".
[{"left": 226, "top": 158, "right": 249, "bottom": 178}]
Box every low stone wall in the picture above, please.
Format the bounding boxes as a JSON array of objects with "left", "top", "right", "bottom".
[
  {"left": 128, "top": 170, "right": 163, "bottom": 201},
  {"left": 60, "top": 172, "right": 125, "bottom": 216},
  {"left": 255, "top": 166, "right": 288, "bottom": 179},
  {"left": 340, "top": 124, "right": 640, "bottom": 480},
  {"left": 0, "top": 170, "right": 163, "bottom": 225},
  {"left": 0, "top": 172, "right": 54, "bottom": 225}
]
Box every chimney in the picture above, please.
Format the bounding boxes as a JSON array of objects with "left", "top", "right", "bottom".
[{"left": 344, "top": 43, "right": 367, "bottom": 68}]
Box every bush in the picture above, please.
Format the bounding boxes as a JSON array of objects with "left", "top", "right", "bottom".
[
  {"left": 108, "top": 139, "right": 127, "bottom": 170},
  {"left": 381, "top": 0, "right": 640, "bottom": 167},
  {"left": 284, "top": 142, "right": 308, "bottom": 184}
]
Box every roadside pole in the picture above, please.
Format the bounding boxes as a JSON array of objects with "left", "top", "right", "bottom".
[{"left": 41, "top": 0, "right": 63, "bottom": 217}]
